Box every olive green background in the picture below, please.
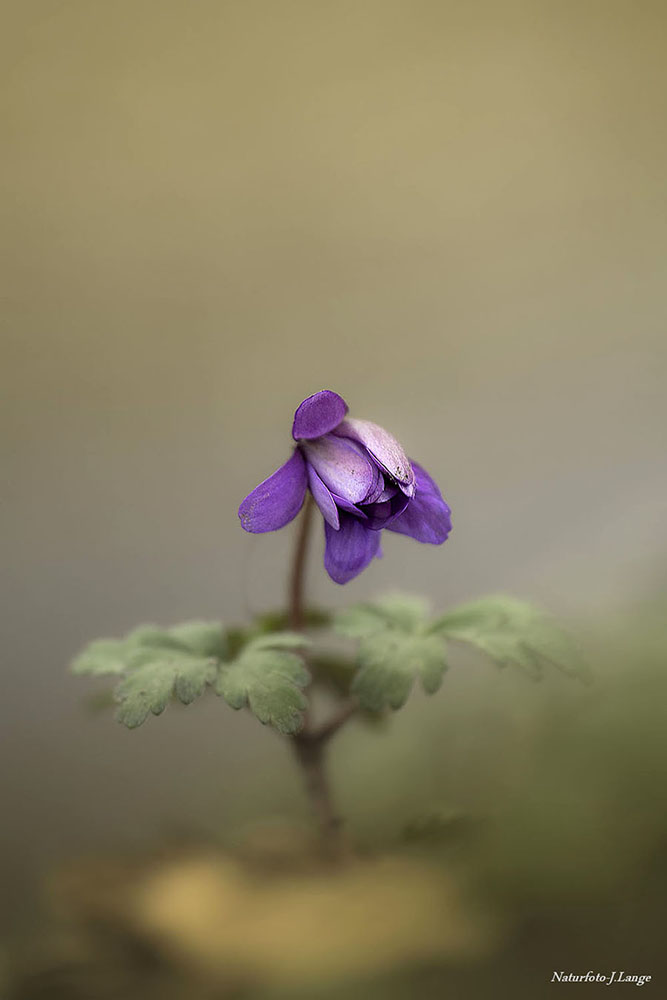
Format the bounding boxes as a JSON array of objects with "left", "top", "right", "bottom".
[{"left": 2, "top": 0, "right": 666, "bottom": 986}]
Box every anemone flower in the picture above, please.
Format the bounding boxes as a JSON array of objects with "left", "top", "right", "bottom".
[{"left": 239, "top": 390, "right": 451, "bottom": 583}]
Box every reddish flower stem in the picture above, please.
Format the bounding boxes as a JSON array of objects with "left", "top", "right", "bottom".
[
  {"left": 287, "top": 498, "right": 354, "bottom": 856},
  {"left": 287, "top": 494, "right": 314, "bottom": 631}
]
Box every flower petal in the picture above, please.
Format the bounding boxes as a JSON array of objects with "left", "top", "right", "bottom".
[
  {"left": 324, "top": 514, "right": 381, "bottom": 584},
  {"left": 334, "top": 436, "right": 384, "bottom": 502},
  {"left": 331, "top": 494, "right": 368, "bottom": 519},
  {"left": 386, "top": 461, "right": 451, "bottom": 544},
  {"left": 362, "top": 462, "right": 385, "bottom": 503},
  {"left": 292, "top": 390, "right": 348, "bottom": 441},
  {"left": 335, "top": 417, "right": 415, "bottom": 490},
  {"left": 238, "top": 450, "right": 307, "bottom": 533},
  {"left": 374, "top": 484, "right": 398, "bottom": 503},
  {"left": 302, "top": 435, "right": 375, "bottom": 503},
  {"left": 307, "top": 464, "right": 340, "bottom": 530},
  {"left": 362, "top": 490, "right": 410, "bottom": 530},
  {"left": 408, "top": 460, "right": 440, "bottom": 496}
]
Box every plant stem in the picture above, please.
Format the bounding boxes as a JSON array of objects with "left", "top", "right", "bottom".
[
  {"left": 287, "top": 496, "right": 350, "bottom": 856},
  {"left": 291, "top": 701, "right": 357, "bottom": 856},
  {"left": 311, "top": 698, "right": 358, "bottom": 742},
  {"left": 292, "top": 732, "right": 343, "bottom": 853},
  {"left": 288, "top": 494, "right": 314, "bottom": 631}
]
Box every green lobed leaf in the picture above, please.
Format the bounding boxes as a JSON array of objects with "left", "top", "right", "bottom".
[
  {"left": 337, "top": 591, "right": 586, "bottom": 712},
  {"left": 351, "top": 631, "right": 448, "bottom": 711},
  {"left": 72, "top": 621, "right": 229, "bottom": 728},
  {"left": 114, "top": 650, "right": 218, "bottom": 729},
  {"left": 71, "top": 639, "right": 129, "bottom": 677},
  {"left": 125, "top": 625, "right": 187, "bottom": 652},
  {"left": 71, "top": 621, "right": 228, "bottom": 677},
  {"left": 335, "top": 593, "right": 430, "bottom": 640},
  {"left": 71, "top": 622, "right": 312, "bottom": 732},
  {"left": 166, "top": 621, "right": 228, "bottom": 659},
  {"left": 334, "top": 605, "right": 389, "bottom": 640},
  {"left": 336, "top": 594, "right": 447, "bottom": 711},
  {"left": 248, "top": 631, "right": 310, "bottom": 651},
  {"left": 432, "top": 595, "right": 588, "bottom": 680},
  {"left": 371, "top": 593, "right": 431, "bottom": 631},
  {"left": 214, "top": 633, "right": 310, "bottom": 735}
]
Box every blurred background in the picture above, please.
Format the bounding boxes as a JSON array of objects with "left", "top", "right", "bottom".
[{"left": 2, "top": 1, "right": 666, "bottom": 996}]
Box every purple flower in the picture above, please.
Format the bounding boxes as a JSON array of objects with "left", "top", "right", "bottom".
[{"left": 238, "top": 390, "right": 452, "bottom": 584}]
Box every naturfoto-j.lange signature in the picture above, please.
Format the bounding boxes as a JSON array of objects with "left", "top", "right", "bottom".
[{"left": 552, "top": 972, "right": 652, "bottom": 986}]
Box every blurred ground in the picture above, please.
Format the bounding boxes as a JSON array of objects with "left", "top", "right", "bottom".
[
  {"left": 4, "top": 602, "right": 667, "bottom": 997},
  {"left": 2, "top": 1, "right": 667, "bottom": 995}
]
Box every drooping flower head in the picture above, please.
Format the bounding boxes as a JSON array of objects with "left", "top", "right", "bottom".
[{"left": 238, "top": 390, "right": 451, "bottom": 583}]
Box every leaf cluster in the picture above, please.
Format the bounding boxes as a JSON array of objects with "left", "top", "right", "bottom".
[
  {"left": 335, "top": 593, "right": 587, "bottom": 712},
  {"left": 71, "top": 622, "right": 309, "bottom": 734},
  {"left": 71, "top": 595, "right": 586, "bottom": 733}
]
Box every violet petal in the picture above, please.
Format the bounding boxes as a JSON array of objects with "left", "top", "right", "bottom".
[
  {"left": 302, "top": 435, "right": 375, "bottom": 503},
  {"left": 292, "top": 390, "right": 348, "bottom": 441},
  {"left": 386, "top": 461, "right": 451, "bottom": 544},
  {"left": 331, "top": 494, "right": 368, "bottom": 519},
  {"left": 374, "top": 484, "right": 398, "bottom": 503},
  {"left": 409, "top": 459, "right": 441, "bottom": 496},
  {"left": 324, "top": 514, "right": 381, "bottom": 584},
  {"left": 363, "top": 462, "right": 385, "bottom": 503},
  {"left": 362, "top": 490, "right": 410, "bottom": 530},
  {"left": 307, "top": 463, "right": 340, "bottom": 530},
  {"left": 336, "top": 436, "right": 384, "bottom": 502},
  {"left": 238, "top": 449, "right": 308, "bottom": 533},
  {"left": 335, "top": 417, "right": 415, "bottom": 489}
]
